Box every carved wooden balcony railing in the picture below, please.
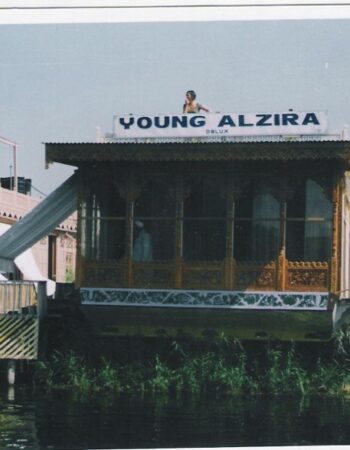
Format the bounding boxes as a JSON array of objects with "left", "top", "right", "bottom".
[
  {"left": 83, "top": 260, "right": 126, "bottom": 288},
  {"left": 132, "top": 263, "right": 175, "bottom": 289},
  {"left": 234, "top": 261, "right": 277, "bottom": 290},
  {"left": 182, "top": 262, "right": 224, "bottom": 290},
  {"left": 285, "top": 261, "right": 328, "bottom": 291},
  {"left": 82, "top": 258, "right": 330, "bottom": 292}
]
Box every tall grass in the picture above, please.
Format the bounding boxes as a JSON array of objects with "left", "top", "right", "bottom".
[{"left": 33, "top": 332, "right": 350, "bottom": 396}]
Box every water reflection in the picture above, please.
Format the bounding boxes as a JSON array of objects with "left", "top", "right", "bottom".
[{"left": 0, "top": 387, "right": 350, "bottom": 449}]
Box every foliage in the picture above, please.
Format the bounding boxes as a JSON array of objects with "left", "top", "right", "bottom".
[
  {"left": 64, "top": 267, "right": 75, "bottom": 283},
  {"left": 148, "top": 355, "right": 174, "bottom": 393},
  {"left": 261, "top": 346, "right": 309, "bottom": 395},
  {"left": 33, "top": 335, "right": 350, "bottom": 397}
]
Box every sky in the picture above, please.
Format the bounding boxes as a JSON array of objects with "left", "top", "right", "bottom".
[{"left": 1, "top": 18, "right": 350, "bottom": 195}]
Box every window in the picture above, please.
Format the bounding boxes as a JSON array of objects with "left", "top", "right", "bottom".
[
  {"left": 81, "top": 180, "right": 126, "bottom": 261},
  {"left": 234, "top": 179, "right": 280, "bottom": 262},
  {"left": 79, "top": 166, "right": 335, "bottom": 291},
  {"left": 133, "top": 177, "right": 176, "bottom": 261},
  {"left": 286, "top": 178, "right": 332, "bottom": 261},
  {"left": 183, "top": 176, "right": 226, "bottom": 261}
]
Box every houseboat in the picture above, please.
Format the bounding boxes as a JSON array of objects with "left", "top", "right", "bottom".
[{"left": 44, "top": 111, "right": 350, "bottom": 341}]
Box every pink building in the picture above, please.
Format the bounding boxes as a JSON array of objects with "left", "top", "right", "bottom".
[{"left": 0, "top": 185, "right": 77, "bottom": 283}]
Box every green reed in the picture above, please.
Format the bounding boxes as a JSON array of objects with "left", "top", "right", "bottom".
[{"left": 33, "top": 331, "right": 350, "bottom": 396}]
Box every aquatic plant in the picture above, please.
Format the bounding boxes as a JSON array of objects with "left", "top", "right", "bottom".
[
  {"left": 97, "top": 358, "right": 122, "bottom": 392},
  {"left": 261, "top": 346, "right": 309, "bottom": 395},
  {"left": 33, "top": 335, "right": 350, "bottom": 397},
  {"left": 148, "top": 355, "right": 174, "bottom": 393},
  {"left": 209, "top": 354, "right": 249, "bottom": 395}
]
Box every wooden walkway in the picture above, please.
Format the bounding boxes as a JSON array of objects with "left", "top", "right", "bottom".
[{"left": 0, "top": 281, "right": 46, "bottom": 360}]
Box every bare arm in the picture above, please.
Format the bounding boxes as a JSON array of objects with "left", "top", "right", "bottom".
[{"left": 198, "top": 103, "right": 210, "bottom": 113}]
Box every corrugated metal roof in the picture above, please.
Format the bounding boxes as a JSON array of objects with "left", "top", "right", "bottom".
[
  {"left": 45, "top": 134, "right": 348, "bottom": 145},
  {"left": 45, "top": 139, "right": 350, "bottom": 167}
]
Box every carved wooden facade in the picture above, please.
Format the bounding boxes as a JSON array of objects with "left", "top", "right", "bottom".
[
  {"left": 44, "top": 140, "right": 350, "bottom": 341},
  {"left": 70, "top": 159, "right": 342, "bottom": 295},
  {"left": 44, "top": 140, "right": 350, "bottom": 299}
]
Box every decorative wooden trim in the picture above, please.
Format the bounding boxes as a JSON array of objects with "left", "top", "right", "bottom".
[
  {"left": 132, "top": 262, "right": 175, "bottom": 289},
  {"left": 84, "top": 260, "right": 126, "bottom": 288},
  {"left": 277, "top": 254, "right": 286, "bottom": 291},
  {"left": 277, "top": 177, "right": 287, "bottom": 290},
  {"left": 80, "top": 287, "right": 330, "bottom": 311},
  {"left": 330, "top": 175, "right": 341, "bottom": 294},
  {"left": 286, "top": 261, "right": 328, "bottom": 291},
  {"left": 287, "top": 261, "right": 328, "bottom": 268},
  {"left": 234, "top": 261, "right": 276, "bottom": 290},
  {"left": 182, "top": 262, "right": 224, "bottom": 290}
]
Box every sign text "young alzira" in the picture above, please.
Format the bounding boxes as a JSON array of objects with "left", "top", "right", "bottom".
[{"left": 113, "top": 111, "right": 328, "bottom": 139}]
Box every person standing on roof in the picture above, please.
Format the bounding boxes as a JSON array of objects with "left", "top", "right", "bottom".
[{"left": 183, "top": 90, "right": 210, "bottom": 114}]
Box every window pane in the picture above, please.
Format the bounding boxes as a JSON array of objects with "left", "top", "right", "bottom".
[
  {"left": 82, "top": 218, "right": 125, "bottom": 261},
  {"left": 234, "top": 181, "right": 252, "bottom": 218},
  {"left": 287, "top": 182, "right": 305, "bottom": 218},
  {"left": 235, "top": 179, "right": 279, "bottom": 219},
  {"left": 286, "top": 176, "right": 332, "bottom": 262},
  {"left": 82, "top": 182, "right": 126, "bottom": 218},
  {"left": 286, "top": 221, "right": 332, "bottom": 261},
  {"left": 305, "top": 179, "right": 332, "bottom": 219},
  {"left": 133, "top": 220, "right": 175, "bottom": 262},
  {"left": 233, "top": 179, "right": 280, "bottom": 262},
  {"left": 134, "top": 177, "right": 176, "bottom": 217},
  {"left": 184, "top": 176, "right": 226, "bottom": 217},
  {"left": 183, "top": 220, "right": 226, "bottom": 261},
  {"left": 234, "top": 220, "right": 280, "bottom": 262},
  {"left": 287, "top": 178, "right": 332, "bottom": 219}
]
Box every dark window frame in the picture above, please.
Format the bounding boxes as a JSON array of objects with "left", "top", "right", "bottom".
[{"left": 79, "top": 166, "right": 334, "bottom": 274}]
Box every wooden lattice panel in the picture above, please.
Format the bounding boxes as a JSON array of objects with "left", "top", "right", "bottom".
[
  {"left": 85, "top": 263, "right": 125, "bottom": 287},
  {"left": 286, "top": 261, "right": 329, "bottom": 291},
  {"left": 235, "top": 262, "right": 277, "bottom": 290},
  {"left": 182, "top": 263, "right": 224, "bottom": 289},
  {"left": 0, "top": 316, "right": 38, "bottom": 360}
]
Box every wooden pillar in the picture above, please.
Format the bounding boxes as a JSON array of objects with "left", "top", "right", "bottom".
[
  {"left": 277, "top": 177, "right": 287, "bottom": 291},
  {"left": 37, "top": 281, "right": 48, "bottom": 320},
  {"left": 226, "top": 178, "right": 234, "bottom": 289},
  {"left": 75, "top": 175, "right": 84, "bottom": 288},
  {"left": 175, "top": 174, "right": 183, "bottom": 288},
  {"left": 330, "top": 173, "right": 341, "bottom": 294},
  {"left": 126, "top": 174, "right": 134, "bottom": 288}
]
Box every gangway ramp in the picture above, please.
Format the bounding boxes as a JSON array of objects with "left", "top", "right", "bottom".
[{"left": 0, "top": 172, "right": 78, "bottom": 273}]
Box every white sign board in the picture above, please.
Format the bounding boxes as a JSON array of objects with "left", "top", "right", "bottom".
[{"left": 113, "top": 111, "right": 328, "bottom": 139}]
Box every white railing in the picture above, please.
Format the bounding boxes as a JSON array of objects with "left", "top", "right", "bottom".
[{"left": 0, "top": 281, "right": 37, "bottom": 314}]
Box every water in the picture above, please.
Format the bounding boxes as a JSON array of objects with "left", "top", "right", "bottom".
[{"left": 1, "top": 387, "right": 350, "bottom": 449}]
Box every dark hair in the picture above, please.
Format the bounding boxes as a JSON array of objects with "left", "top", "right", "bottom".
[{"left": 186, "top": 90, "right": 196, "bottom": 100}]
